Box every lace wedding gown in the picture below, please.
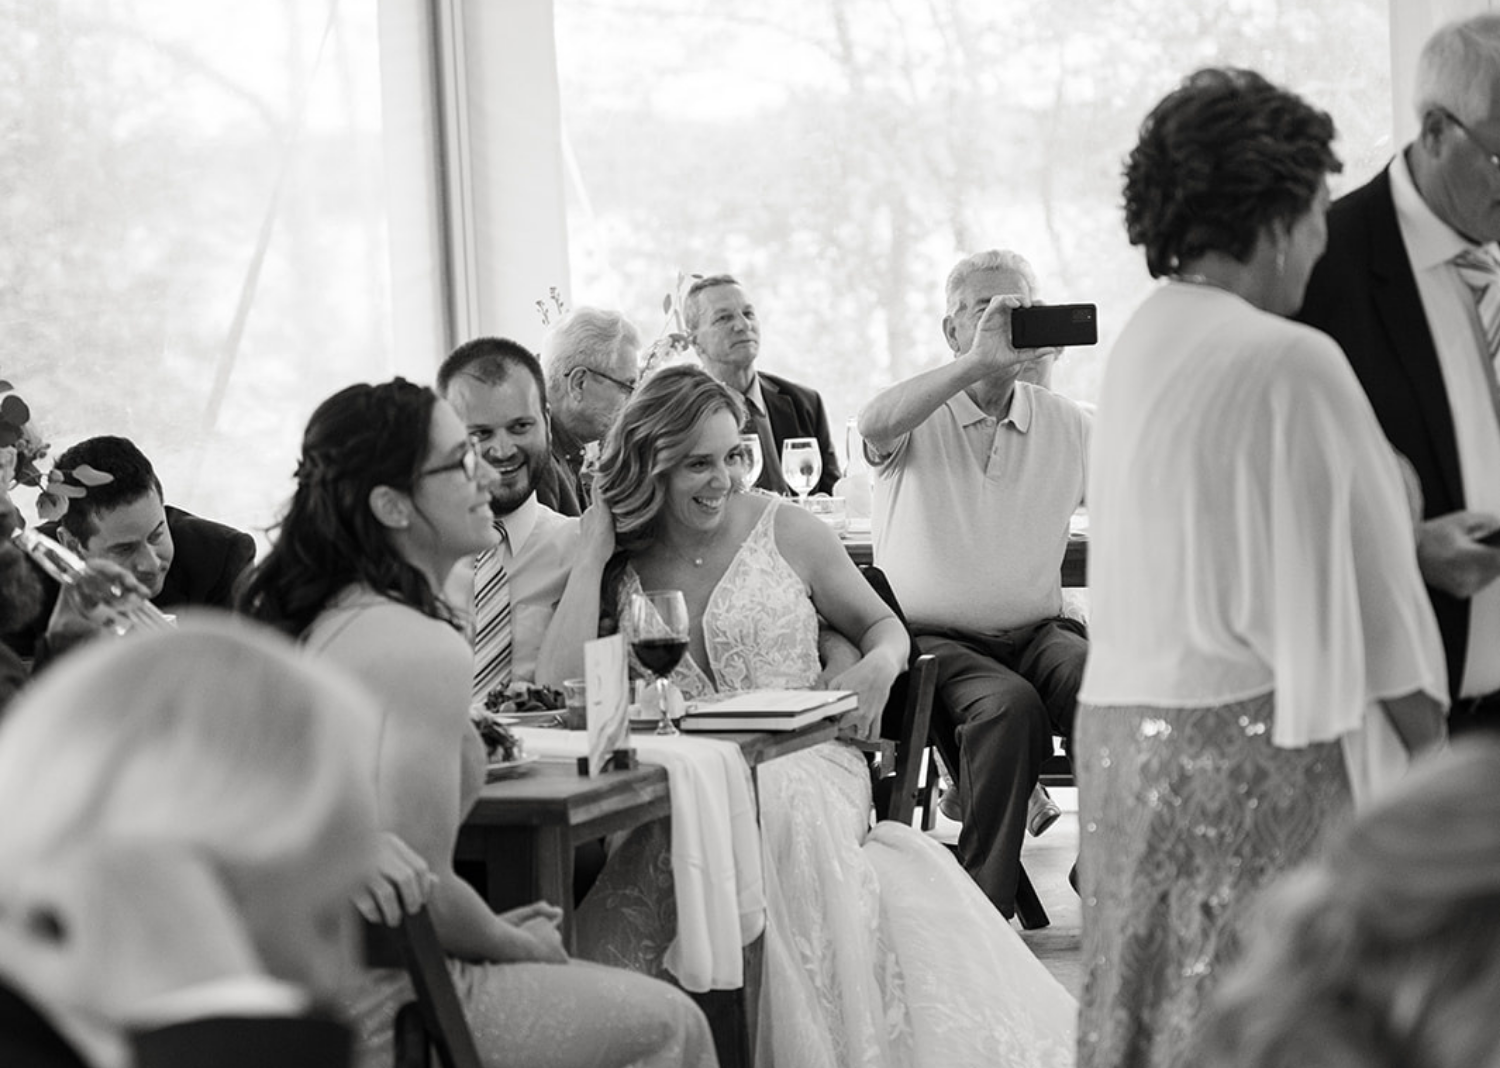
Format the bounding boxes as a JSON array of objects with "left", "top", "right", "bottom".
[{"left": 575, "top": 500, "right": 1076, "bottom": 1068}]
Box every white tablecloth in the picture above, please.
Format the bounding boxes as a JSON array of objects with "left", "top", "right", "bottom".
[{"left": 514, "top": 728, "right": 765, "bottom": 991}]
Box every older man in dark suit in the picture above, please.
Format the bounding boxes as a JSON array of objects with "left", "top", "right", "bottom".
[
  {"left": 685, "top": 274, "right": 841, "bottom": 496},
  {"left": 1297, "top": 13, "right": 1500, "bottom": 733}
]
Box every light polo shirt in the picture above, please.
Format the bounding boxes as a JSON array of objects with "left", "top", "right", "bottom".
[
  {"left": 1390, "top": 152, "right": 1500, "bottom": 698},
  {"left": 870, "top": 381, "right": 1089, "bottom": 635},
  {"left": 443, "top": 493, "right": 580, "bottom": 684}
]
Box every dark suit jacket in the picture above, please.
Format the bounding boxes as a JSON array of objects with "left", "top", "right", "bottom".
[
  {"left": 759, "top": 371, "right": 841, "bottom": 496},
  {"left": 0, "top": 976, "right": 352, "bottom": 1068},
  {"left": 1295, "top": 163, "right": 1469, "bottom": 700},
  {"left": 6, "top": 506, "right": 257, "bottom": 662}
]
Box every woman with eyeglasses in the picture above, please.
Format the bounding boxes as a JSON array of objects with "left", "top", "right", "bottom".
[{"left": 240, "top": 378, "right": 717, "bottom": 1068}]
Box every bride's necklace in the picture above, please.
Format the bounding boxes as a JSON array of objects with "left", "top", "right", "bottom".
[{"left": 664, "top": 536, "right": 716, "bottom": 568}]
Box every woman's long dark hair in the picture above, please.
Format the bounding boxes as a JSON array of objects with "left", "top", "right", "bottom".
[{"left": 239, "top": 378, "right": 458, "bottom": 638}]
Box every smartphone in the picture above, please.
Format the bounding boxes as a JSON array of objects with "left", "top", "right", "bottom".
[{"left": 1010, "top": 303, "right": 1098, "bottom": 349}]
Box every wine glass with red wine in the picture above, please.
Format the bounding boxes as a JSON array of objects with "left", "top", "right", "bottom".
[{"left": 627, "top": 589, "right": 690, "bottom": 735}]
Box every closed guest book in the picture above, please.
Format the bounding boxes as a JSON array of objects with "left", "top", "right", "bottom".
[{"left": 681, "top": 689, "right": 856, "bottom": 732}]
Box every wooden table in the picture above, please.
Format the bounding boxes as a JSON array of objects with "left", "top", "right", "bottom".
[
  {"left": 842, "top": 531, "right": 1089, "bottom": 587},
  {"left": 456, "top": 717, "right": 838, "bottom": 941},
  {"left": 455, "top": 718, "right": 837, "bottom": 1068}
]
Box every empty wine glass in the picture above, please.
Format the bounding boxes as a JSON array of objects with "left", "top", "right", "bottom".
[
  {"left": 781, "top": 437, "right": 821, "bottom": 506},
  {"left": 736, "top": 433, "right": 764, "bottom": 490},
  {"left": 626, "top": 589, "right": 690, "bottom": 735}
]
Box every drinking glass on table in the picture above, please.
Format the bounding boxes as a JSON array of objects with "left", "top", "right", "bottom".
[
  {"left": 627, "top": 589, "right": 690, "bottom": 736},
  {"left": 781, "top": 437, "right": 821, "bottom": 505},
  {"left": 735, "top": 434, "right": 764, "bottom": 490}
]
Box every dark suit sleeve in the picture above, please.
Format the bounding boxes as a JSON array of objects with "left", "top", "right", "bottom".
[
  {"left": 131, "top": 1014, "right": 353, "bottom": 1067},
  {"left": 205, "top": 531, "right": 256, "bottom": 609},
  {"left": 159, "top": 509, "right": 257, "bottom": 611}
]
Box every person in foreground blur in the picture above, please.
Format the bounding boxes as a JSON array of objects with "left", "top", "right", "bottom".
[
  {"left": 15, "top": 436, "right": 255, "bottom": 664},
  {"left": 1077, "top": 68, "right": 1449, "bottom": 1068},
  {"left": 540, "top": 306, "right": 641, "bottom": 507},
  {"left": 0, "top": 616, "right": 382, "bottom": 1068},
  {"left": 685, "top": 274, "right": 841, "bottom": 495},
  {"left": 541, "top": 365, "right": 1077, "bottom": 1068},
  {"left": 239, "top": 378, "right": 716, "bottom": 1068},
  {"left": 1195, "top": 739, "right": 1500, "bottom": 1068},
  {"left": 436, "top": 338, "right": 582, "bottom": 687},
  {"left": 1297, "top": 13, "right": 1500, "bottom": 734},
  {"left": 859, "top": 249, "right": 1089, "bottom": 920}
]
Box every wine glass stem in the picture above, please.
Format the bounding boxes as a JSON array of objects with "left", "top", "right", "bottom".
[{"left": 655, "top": 676, "right": 677, "bottom": 735}]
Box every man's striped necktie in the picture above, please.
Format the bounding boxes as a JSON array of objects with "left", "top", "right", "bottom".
[
  {"left": 1452, "top": 245, "right": 1500, "bottom": 420},
  {"left": 472, "top": 521, "right": 513, "bottom": 702}
]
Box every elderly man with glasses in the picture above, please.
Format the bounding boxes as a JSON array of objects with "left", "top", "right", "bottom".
[
  {"left": 1298, "top": 12, "right": 1500, "bottom": 734},
  {"left": 540, "top": 307, "right": 642, "bottom": 512}
]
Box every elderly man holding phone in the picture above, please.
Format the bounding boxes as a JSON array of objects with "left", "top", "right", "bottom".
[{"left": 858, "top": 248, "right": 1092, "bottom": 921}]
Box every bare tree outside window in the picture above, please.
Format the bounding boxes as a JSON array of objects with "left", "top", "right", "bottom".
[{"left": 555, "top": 0, "right": 1391, "bottom": 440}]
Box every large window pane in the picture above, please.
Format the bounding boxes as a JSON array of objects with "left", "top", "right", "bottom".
[
  {"left": 2, "top": 0, "right": 393, "bottom": 540},
  {"left": 555, "top": 0, "right": 1391, "bottom": 439}
]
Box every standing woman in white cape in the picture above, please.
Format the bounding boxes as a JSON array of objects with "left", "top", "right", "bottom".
[{"left": 1076, "top": 68, "right": 1448, "bottom": 1068}]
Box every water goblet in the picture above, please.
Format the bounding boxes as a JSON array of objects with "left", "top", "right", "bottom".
[
  {"left": 781, "top": 437, "right": 821, "bottom": 506},
  {"left": 736, "top": 433, "right": 764, "bottom": 490}
]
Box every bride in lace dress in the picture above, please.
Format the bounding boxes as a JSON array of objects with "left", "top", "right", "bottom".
[{"left": 540, "top": 366, "right": 1076, "bottom": 1068}]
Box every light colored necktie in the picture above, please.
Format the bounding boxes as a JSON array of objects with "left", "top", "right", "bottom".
[
  {"left": 1451, "top": 246, "right": 1500, "bottom": 418},
  {"left": 472, "top": 521, "right": 513, "bottom": 701}
]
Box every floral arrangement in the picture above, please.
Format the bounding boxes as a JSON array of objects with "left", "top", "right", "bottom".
[
  {"left": 535, "top": 286, "right": 569, "bottom": 327},
  {"left": 0, "top": 380, "right": 112, "bottom": 521},
  {"left": 640, "top": 271, "right": 704, "bottom": 377}
]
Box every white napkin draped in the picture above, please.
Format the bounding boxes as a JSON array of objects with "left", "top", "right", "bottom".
[{"left": 514, "top": 728, "right": 766, "bottom": 991}]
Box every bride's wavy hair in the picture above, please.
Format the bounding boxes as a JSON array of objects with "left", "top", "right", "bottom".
[
  {"left": 596, "top": 364, "right": 746, "bottom": 550},
  {"left": 239, "top": 378, "right": 458, "bottom": 638}
]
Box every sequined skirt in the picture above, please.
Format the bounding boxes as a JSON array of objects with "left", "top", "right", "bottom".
[{"left": 1075, "top": 693, "right": 1352, "bottom": 1068}]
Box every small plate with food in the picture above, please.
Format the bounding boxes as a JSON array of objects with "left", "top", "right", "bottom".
[{"left": 478, "top": 682, "right": 566, "bottom": 728}]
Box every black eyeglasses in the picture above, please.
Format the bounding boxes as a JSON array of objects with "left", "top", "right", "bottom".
[
  {"left": 584, "top": 367, "right": 636, "bottom": 394},
  {"left": 419, "top": 442, "right": 480, "bottom": 482},
  {"left": 1443, "top": 110, "right": 1500, "bottom": 174}
]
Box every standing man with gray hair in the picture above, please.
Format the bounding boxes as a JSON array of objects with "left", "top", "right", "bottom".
[
  {"left": 859, "top": 249, "right": 1089, "bottom": 921},
  {"left": 540, "top": 307, "right": 641, "bottom": 508},
  {"left": 1298, "top": 13, "right": 1500, "bottom": 734},
  {"left": 684, "top": 274, "right": 840, "bottom": 496}
]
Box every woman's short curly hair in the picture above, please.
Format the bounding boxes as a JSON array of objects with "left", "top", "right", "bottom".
[{"left": 1123, "top": 68, "right": 1342, "bottom": 278}]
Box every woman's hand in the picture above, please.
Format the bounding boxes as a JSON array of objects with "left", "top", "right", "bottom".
[
  {"left": 826, "top": 651, "right": 901, "bottom": 742},
  {"left": 498, "top": 900, "right": 563, "bottom": 929},
  {"left": 353, "top": 833, "right": 437, "bottom": 926},
  {"left": 497, "top": 901, "right": 568, "bottom": 963}
]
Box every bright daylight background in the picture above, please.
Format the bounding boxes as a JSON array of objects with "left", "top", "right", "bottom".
[{"left": 3, "top": 0, "right": 1396, "bottom": 546}]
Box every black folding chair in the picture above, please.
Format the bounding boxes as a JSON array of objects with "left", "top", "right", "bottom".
[{"left": 363, "top": 908, "right": 483, "bottom": 1068}]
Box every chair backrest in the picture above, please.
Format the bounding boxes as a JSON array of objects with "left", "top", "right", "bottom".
[
  {"left": 363, "top": 909, "right": 483, "bottom": 1068},
  {"left": 871, "top": 652, "right": 937, "bottom": 825},
  {"left": 856, "top": 564, "right": 939, "bottom": 825}
]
